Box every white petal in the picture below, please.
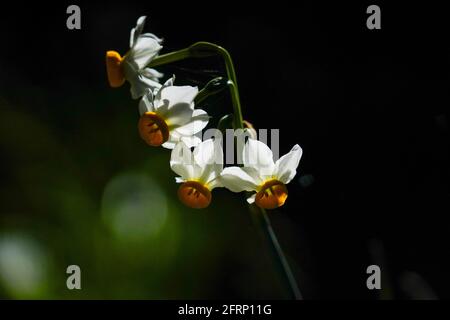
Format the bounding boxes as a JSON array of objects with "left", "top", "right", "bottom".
[
  {"left": 208, "top": 177, "right": 223, "bottom": 190},
  {"left": 170, "top": 141, "right": 192, "bottom": 166},
  {"left": 193, "top": 139, "right": 224, "bottom": 184},
  {"left": 193, "top": 139, "right": 216, "bottom": 168},
  {"left": 128, "top": 35, "right": 162, "bottom": 70},
  {"left": 171, "top": 163, "right": 202, "bottom": 180},
  {"left": 138, "top": 89, "right": 154, "bottom": 115},
  {"left": 274, "top": 144, "right": 303, "bottom": 184},
  {"left": 124, "top": 65, "right": 162, "bottom": 99},
  {"left": 157, "top": 85, "right": 198, "bottom": 109},
  {"left": 173, "top": 109, "right": 209, "bottom": 136},
  {"left": 175, "top": 177, "right": 185, "bottom": 184},
  {"left": 162, "top": 133, "right": 202, "bottom": 150},
  {"left": 163, "top": 103, "right": 194, "bottom": 127},
  {"left": 140, "top": 32, "right": 163, "bottom": 44},
  {"left": 246, "top": 194, "right": 256, "bottom": 204},
  {"left": 161, "top": 130, "right": 182, "bottom": 149},
  {"left": 161, "top": 141, "right": 177, "bottom": 149},
  {"left": 130, "top": 77, "right": 161, "bottom": 99},
  {"left": 141, "top": 68, "right": 163, "bottom": 80},
  {"left": 180, "top": 135, "right": 202, "bottom": 148},
  {"left": 242, "top": 138, "right": 275, "bottom": 176},
  {"left": 246, "top": 127, "right": 258, "bottom": 140},
  {"left": 170, "top": 142, "right": 199, "bottom": 180},
  {"left": 153, "top": 76, "right": 175, "bottom": 103},
  {"left": 129, "top": 16, "right": 146, "bottom": 48},
  {"left": 220, "top": 167, "right": 259, "bottom": 193},
  {"left": 163, "top": 76, "right": 175, "bottom": 87},
  {"left": 242, "top": 167, "right": 264, "bottom": 185}
]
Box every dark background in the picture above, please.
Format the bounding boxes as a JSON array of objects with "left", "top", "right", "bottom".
[{"left": 0, "top": 1, "right": 449, "bottom": 299}]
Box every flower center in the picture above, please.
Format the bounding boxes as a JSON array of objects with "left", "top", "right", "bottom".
[
  {"left": 178, "top": 181, "right": 212, "bottom": 209},
  {"left": 255, "top": 179, "right": 288, "bottom": 209},
  {"left": 105, "top": 51, "right": 125, "bottom": 88},
  {"left": 138, "top": 112, "right": 170, "bottom": 147}
]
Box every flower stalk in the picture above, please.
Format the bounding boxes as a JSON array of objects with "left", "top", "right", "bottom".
[
  {"left": 148, "top": 42, "right": 244, "bottom": 129},
  {"left": 258, "top": 208, "right": 303, "bottom": 300}
]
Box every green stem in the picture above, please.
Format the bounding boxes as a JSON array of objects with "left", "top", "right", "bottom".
[
  {"left": 147, "top": 48, "right": 191, "bottom": 67},
  {"left": 149, "top": 42, "right": 302, "bottom": 300},
  {"left": 260, "top": 209, "right": 303, "bottom": 300},
  {"left": 149, "top": 42, "right": 244, "bottom": 129}
]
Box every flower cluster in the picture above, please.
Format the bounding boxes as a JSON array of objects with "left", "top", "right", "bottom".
[{"left": 106, "top": 16, "right": 303, "bottom": 210}]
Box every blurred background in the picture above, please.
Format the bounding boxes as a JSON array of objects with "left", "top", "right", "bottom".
[{"left": 0, "top": 2, "right": 449, "bottom": 299}]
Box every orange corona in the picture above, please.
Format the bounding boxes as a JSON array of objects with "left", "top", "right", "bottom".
[
  {"left": 138, "top": 112, "right": 170, "bottom": 146},
  {"left": 178, "top": 181, "right": 212, "bottom": 209},
  {"left": 255, "top": 179, "right": 288, "bottom": 209},
  {"left": 105, "top": 51, "right": 125, "bottom": 87}
]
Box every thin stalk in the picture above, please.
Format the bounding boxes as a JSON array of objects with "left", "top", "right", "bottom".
[
  {"left": 259, "top": 208, "right": 303, "bottom": 300},
  {"left": 149, "top": 42, "right": 302, "bottom": 299},
  {"left": 149, "top": 42, "right": 244, "bottom": 129},
  {"left": 192, "top": 42, "right": 244, "bottom": 130},
  {"left": 147, "top": 48, "right": 191, "bottom": 67}
]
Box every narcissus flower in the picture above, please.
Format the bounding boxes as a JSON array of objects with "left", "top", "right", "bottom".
[
  {"left": 106, "top": 16, "right": 163, "bottom": 99},
  {"left": 170, "top": 139, "right": 224, "bottom": 209},
  {"left": 221, "top": 139, "right": 302, "bottom": 209},
  {"left": 138, "top": 77, "right": 209, "bottom": 149}
]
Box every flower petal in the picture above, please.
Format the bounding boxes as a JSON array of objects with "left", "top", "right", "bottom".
[
  {"left": 242, "top": 138, "right": 275, "bottom": 176},
  {"left": 193, "top": 139, "right": 224, "bottom": 184},
  {"left": 161, "top": 130, "right": 182, "bottom": 149},
  {"left": 129, "top": 16, "right": 146, "bottom": 48},
  {"left": 207, "top": 177, "right": 223, "bottom": 190},
  {"left": 180, "top": 135, "right": 202, "bottom": 148},
  {"left": 170, "top": 141, "right": 201, "bottom": 180},
  {"left": 173, "top": 109, "right": 209, "bottom": 136},
  {"left": 274, "top": 144, "right": 303, "bottom": 184},
  {"left": 128, "top": 35, "right": 162, "bottom": 70},
  {"left": 138, "top": 89, "right": 154, "bottom": 115},
  {"left": 246, "top": 194, "right": 256, "bottom": 204},
  {"left": 175, "top": 177, "right": 185, "bottom": 184},
  {"left": 124, "top": 66, "right": 162, "bottom": 99},
  {"left": 162, "top": 133, "right": 202, "bottom": 150},
  {"left": 141, "top": 68, "right": 163, "bottom": 80},
  {"left": 220, "top": 166, "right": 259, "bottom": 193},
  {"left": 153, "top": 76, "right": 175, "bottom": 104},
  {"left": 163, "top": 103, "right": 194, "bottom": 127},
  {"left": 156, "top": 85, "right": 198, "bottom": 109},
  {"left": 193, "top": 139, "right": 221, "bottom": 168},
  {"left": 163, "top": 76, "right": 174, "bottom": 87},
  {"left": 162, "top": 141, "right": 176, "bottom": 149},
  {"left": 242, "top": 167, "right": 264, "bottom": 185},
  {"left": 130, "top": 16, "right": 162, "bottom": 48}
]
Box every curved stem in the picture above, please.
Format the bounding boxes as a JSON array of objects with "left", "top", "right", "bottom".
[
  {"left": 147, "top": 47, "right": 191, "bottom": 67},
  {"left": 190, "top": 42, "right": 244, "bottom": 130},
  {"left": 148, "top": 42, "right": 244, "bottom": 129}
]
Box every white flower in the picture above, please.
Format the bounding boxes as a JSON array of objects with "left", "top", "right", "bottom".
[
  {"left": 106, "top": 16, "right": 163, "bottom": 99},
  {"left": 220, "top": 139, "right": 302, "bottom": 209},
  {"left": 170, "top": 139, "right": 224, "bottom": 208},
  {"left": 138, "top": 76, "right": 209, "bottom": 149}
]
